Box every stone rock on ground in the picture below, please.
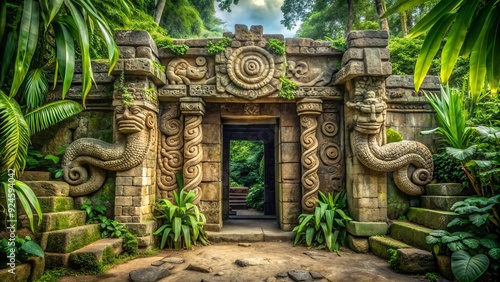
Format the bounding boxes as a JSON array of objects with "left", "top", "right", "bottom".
[
  {"left": 397, "top": 248, "right": 435, "bottom": 274},
  {"left": 161, "top": 256, "right": 184, "bottom": 264},
  {"left": 187, "top": 262, "right": 213, "bottom": 273},
  {"left": 235, "top": 257, "right": 270, "bottom": 266},
  {"left": 288, "top": 270, "right": 313, "bottom": 281},
  {"left": 129, "top": 267, "right": 170, "bottom": 282},
  {"left": 310, "top": 271, "right": 324, "bottom": 279},
  {"left": 238, "top": 243, "right": 251, "bottom": 247}
]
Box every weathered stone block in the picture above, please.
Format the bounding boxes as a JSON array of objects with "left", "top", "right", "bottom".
[
  {"left": 119, "top": 46, "right": 136, "bottom": 58},
  {"left": 281, "top": 202, "right": 300, "bottom": 224},
  {"left": 281, "top": 126, "right": 300, "bottom": 143},
  {"left": 281, "top": 142, "right": 301, "bottom": 163},
  {"left": 126, "top": 221, "right": 157, "bottom": 236},
  {"left": 200, "top": 182, "right": 221, "bottom": 201},
  {"left": 136, "top": 46, "right": 155, "bottom": 60},
  {"left": 347, "top": 234, "right": 369, "bottom": 253},
  {"left": 202, "top": 123, "right": 221, "bottom": 144},
  {"left": 114, "top": 30, "right": 158, "bottom": 55},
  {"left": 281, "top": 163, "right": 301, "bottom": 181},
  {"left": 281, "top": 183, "right": 301, "bottom": 202},
  {"left": 115, "top": 196, "right": 133, "bottom": 206},
  {"left": 24, "top": 181, "right": 70, "bottom": 197},
  {"left": 42, "top": 224, "right": 101, "bottom": 253},
  {"left": 347, "top": 221, "right": 387, "bottom": 236},
  {"left": 202, "top": 144, "right": 221, "bottom": 162},
  {"left": 199, "top": 201, "right": 221, "bottom": 224},
  {"left": 397, "top": 248, "right": 435, "bottom": 274},
  {"left": 202, "top": 162, "right": 220, "bottom": 182},
  {"left": 116, "top": 177, "right": 133, "bottom": 186}
]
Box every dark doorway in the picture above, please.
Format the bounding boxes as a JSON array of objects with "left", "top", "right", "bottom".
[{"left": 222, "top": 124, "right": 276, "bottom": 219}]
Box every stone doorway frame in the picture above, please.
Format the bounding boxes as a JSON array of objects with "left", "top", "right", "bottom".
[{"left": 222, "top": 123, "right": 278, "bottom": 220}]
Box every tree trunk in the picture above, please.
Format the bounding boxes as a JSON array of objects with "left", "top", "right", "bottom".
[
  {"left": 400, "top": 12, "right": 408, "bottom": 37},
  {"left": 346, "top": 0, "right": 354, "bottom": 37},
  {"left": 154, "top": 0, "right": 167, "bottom": 24},
  {"left": 374, "top": 0, "right": 389, "bottom": 32}
]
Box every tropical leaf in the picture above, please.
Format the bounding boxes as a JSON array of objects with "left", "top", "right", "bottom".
[
  {"left": 52, "top": 20, "right": 75, "bottom": 99},
  {"left": 451, "top": 250, "right": 489, "bottom": 282},
  {"left": 486, "top": 4, "right": 500, "bottom": 94},
  {"left": 0, "top": 90, "right": 30, "bottom": 172},
  {"left": 446, "top": 146, "right": 477, "bottom": 161},
  {"left": 469, "top": 28, "right": 488, "bottom": 99},
  {"left": 381, "top": 0, "right": 429, "bottom": 18},
  {"left": 20, "top": 240, "right": 44, "bottom": 258},
  {"left": 24, "top": 99, "right": 83, "bottom": 135},
  {"left": 440, "top": 0, "right": 478, "bottom": 84},
  {"left": 408, "top": 0, "right": 462, "bottom": 39},
  {"left": 45, "top": 0, "right": 64, "bottom": 29},
  {"left": 460, "top": 0, "right": 496, "bottom": 57},
  {"left": 0, "top": 0, "right": 5, "bottom": 41},
  {"left": 13, "top": 180, "right": 43, "bottom": 232},
  {"left": 23, "top": 68, "right": 48, "bottom": 110},
  {"left": 10, "top": 0, "right": 39, "bottom": 97},
  {"left": 0, "top": 31, "right": 17, "bottom": 87},
  {"left": 489, "top": 248, "right": 500, "bottom": 259},
  {"left": 414, "top": 13, "right": 456, "bottom": 92}
]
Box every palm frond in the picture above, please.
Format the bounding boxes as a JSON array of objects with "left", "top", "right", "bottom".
[
  {"left": 24, "top": 99, "right": 83, "bottom": 135},
  {"left": 52, "top": 19, "right": 75, "bottom": 99},
  {"left": 0, "top": 90, "right": 30, "bottom": 173},
  {"left": 23, "top": 68, "right": 48, "bottom": 110}
]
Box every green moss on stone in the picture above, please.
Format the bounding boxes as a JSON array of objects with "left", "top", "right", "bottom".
[
  {"left": 102, "top": 247, "right": 117, "bottom": 265},
  {"left": 70, "top": 253, "right": 103, "bottom": 273}
]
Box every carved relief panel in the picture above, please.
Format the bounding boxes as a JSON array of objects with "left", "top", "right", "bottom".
[
  {"left": 166, "top": 57, "right": 215, "bottom": 85},
  {"left": 286, "top": 57, "right": 338, "bottom": 87}
]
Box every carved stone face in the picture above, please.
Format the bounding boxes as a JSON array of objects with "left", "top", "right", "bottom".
[{"left": 116, "top": 106, "right": 147, "bottom": 133}]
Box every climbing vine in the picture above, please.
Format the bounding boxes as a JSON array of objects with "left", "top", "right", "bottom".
[{"left": 118, "top": 71, "right": 134, "bottom": 108}]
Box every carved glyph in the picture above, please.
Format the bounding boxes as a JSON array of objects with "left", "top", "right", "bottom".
[
  {"left": 166, "top": 57, "right": 215, "bottom": 85},
  {"left": 347, "top": 81, "right": 433, "bottom": 196},
  {"left": 286, "top": 60, "right": 335, "bottom": 87},
  {"left": 297, "top": 98, "right": 322, "bottom": 213},
  {"left": 217, "top": 46, "right": 282, "bottom": 100},
  {"left": 63, "top": 105, "right": 156, "bottom": 196},
  {"left": 157, "top": 104, "right": 184, "bottom": 199}
]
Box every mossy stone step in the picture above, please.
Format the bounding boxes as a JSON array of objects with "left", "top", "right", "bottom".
[
  {"left": 23, "top": 181, "right": 70, "bottom": 197},
  {"left": 38, "top": 196, "right": 75, "bottom": 213},
  {"left": 41, "top": 224, "right": 101, "bottom": 253},
  {"left": 407, "top": 207, "right": 458, "bottom": 230},
  {"left": 19, "top": 171, "right": 51, "bottom": 181},
  {"left": 368, "top": 236, "right": 411, "bottom": 260},
  {"left": 20, "top": 210, "right": 87, "bottom": 236},
  {"left": 390, "top": 221, "right": 433, "bottom": 252},
  {"left": 426, "top": 183, "right": 472, "bottom": 196},
  {"left": 44, "top": 252, "right": 71, "bottom": 269},
  {"left": 69, "top": 238, "right": 123, "bottom": 270},
  {"left": 420, "top": 195, "right": 469, "bottom": 211}
]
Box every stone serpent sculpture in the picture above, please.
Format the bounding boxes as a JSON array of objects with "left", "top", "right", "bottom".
[
  {"left": 62, "top": 105, "right": 155, "bottom": 196},
  {"left": 348, "top": 91, "right": 433, "bottom": 196}
]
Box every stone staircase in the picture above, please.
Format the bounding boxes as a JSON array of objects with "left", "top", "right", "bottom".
[
  {"left": 19, "top": 177, "right": 123, "bottom": 270},
  {"left": 229, "top": 187, "right": 249, "bottom": 210},
  {"left": 369, "top": 183, "right": 471, "bottom": 275}
]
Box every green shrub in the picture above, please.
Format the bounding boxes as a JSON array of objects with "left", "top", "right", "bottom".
[
  {"left": 387, "top": 248, "right": 400, "bottom": 272},
  {"left": 246, "top": 182, "right": 264, "bottom": 211},
  {"left": 293, "top": 190, "right": 351, "bottom": 253},
  {"left": 206, "top": 37, "right": 232, "bottom": 54},
  {"left": 432, "top": 153, "right": 469, "bottom": 186},
  {"left": 25, "top": 146, "right": 65, "bottom": 179},
  {"left": 153, "top": 177, "right": 208, "bottom": 249},
  {"left": 325, "top": 36, "right": 347, "bottom": 52},
  {"left": 279, "top": 76, "right": 298, "bottom": 100},
  {"left": 386, "top": 128, "right": 403, "bottom": 143},
  {"left": 0, "top": 236, "right": 44, "bottom": 265},
  {"left": 266, "top": 38, "right": 285, "bottom": 56}
]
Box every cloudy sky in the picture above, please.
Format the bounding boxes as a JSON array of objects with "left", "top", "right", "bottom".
[{"left": 215, "top": 0, "right": 300, "bottom": 38}]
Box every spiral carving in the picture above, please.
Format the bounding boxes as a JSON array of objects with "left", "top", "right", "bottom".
[
  {"left": 227, "top": 46, "right": 275, "bottom": 90},
  {"left": 183, "top": 115, "right": 203, "bottom": 204},
  {"left": 157, "top": 106, "right": 184, "bottom": 198},
  {"left": 300, "top": 116, "right": 320, "bottom": 213},
  {"left": 320, "top": 142, "right": 341, "bottom": 165},
  {"left": 321, "top": 121, "right": 338, "bottom": 137}
]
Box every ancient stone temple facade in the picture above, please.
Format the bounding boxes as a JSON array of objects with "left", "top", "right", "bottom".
[{"left": 61, "top": 25, "right": 436, "bottom": 249}]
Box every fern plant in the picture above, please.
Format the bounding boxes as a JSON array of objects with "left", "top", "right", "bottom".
[
  {"left": 154, "top": 175, "right": 209, "bottom": 249},
  {"left": 293, "top": 190, "right": 351, "bottom": 254}
]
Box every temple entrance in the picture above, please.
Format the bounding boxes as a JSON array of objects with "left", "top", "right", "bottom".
[{"left": 222, "top": 123, "right": 277, "bottom": 220}]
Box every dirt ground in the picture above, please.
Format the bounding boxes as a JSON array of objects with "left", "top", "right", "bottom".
[{"left": 58, "top": 241, "right": 449, "bottom": 282}]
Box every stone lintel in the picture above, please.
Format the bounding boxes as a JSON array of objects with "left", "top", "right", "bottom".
[
  {"left": 334, "top": 61, "right": 392, "bottom": 85},
  {"left": 180, "top": 97, "right": 206, "bottom": 115},
  {"left": 157, "top": 85, "right": 187, "bottom": 101},
  {"left": 347, "top": 221, "right": 388, "bottom": 237},
  {"left": 111, "top": 58, "right": 166, "bottom": 86}
]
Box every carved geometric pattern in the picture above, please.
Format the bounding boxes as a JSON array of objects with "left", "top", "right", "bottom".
[
  {"left": 183, "top": 115, "right": 203, "bottom": 204},
  {"left": 320, "top": 142, "right": 341, "bottom": 166},
  {"left": 297, "top": 98, "right": 322, "bottom": 213}
]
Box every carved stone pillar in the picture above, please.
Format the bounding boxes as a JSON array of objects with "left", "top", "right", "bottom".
[
  {"left": 297, "top": 98, "right": 323, "bottom": 213},
  {"left": 180, "top": 97, "right": 205, "bottom": 204}
]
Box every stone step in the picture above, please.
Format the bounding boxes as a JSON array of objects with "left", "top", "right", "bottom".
[
  {"left": 390, "top": 221, "right": 434, "bottom": 252},
  {"left": 19, "top": 171, "right": 51, "bottom": 181},
  {"left": 38, "top": 196, "right": 75, "bottom": 213},
  {"left": 407, "top": 207, "right": 458, "bottom": 230},
  {"left": 41, "top": 224, "right": 101, "bottom": 253},
  {"left": 20, "top": 210, "right": 87, "bottom": 234},
  {"left": 23, "top": 181, "right": 70, "bottom": 197},
  {"left": 69, "top": 238, "right": 123, "bottom": 269},
  {"left": 45, "top": 238, "right": 123, "bottom": 269},
  {"left": 368, "top": 236, "right": 411, "bottom": 260},
  {"left": 426, "top": 183, "right": 472, "bottom": 196},
  {"left": 421, "top": 195, "right": 469, "bottom": 211},
  {"left": 397, "top": 248, "right": 436, "bottom": 274},
  {"left": 230, "top": 204, "right": 247, "bottom": 209}
]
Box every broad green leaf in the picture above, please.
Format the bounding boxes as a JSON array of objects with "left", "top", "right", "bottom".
[
  {"left": 0, "top": 91, "right": 30, "bottom": 172},
  {"left": 46, "top": 0, "right": 64, "bottom": 29},
  {"left": 10, "top": 0, "right": 40, "bottom": 97},
  {"left": 0, "top": 0, "right": 6, "bottom": 41},
  {"left": 488, "top": 248, "right": 500, "bottom": 259},
  {"left": 440, "top": 0, "right": 478, "bottom": 84},
  {"left": 446, "top": 146, "right": 477, "bottom": 161},
  {"left": 381, "top": 0, "right": 429, "bottom": 18},
  {"left": 414, "top": 13, "right": 456, "bottom": 92},
  {"left": 469, "top": 213, "right": 489, "bottom": 227},
  {"left": 161, "top": 227, "right": 171, "bottom": 249},
  {"left": 173, "top": 217, "right": 182, "bottom": 242},
  {"left": 460, "top": 0, "right": 496, "bottom": 57},
  {"left": 426, "top": 235, "right": 439, "bottom": 245},
  {"left": 20, "top": 240, "right": 44, "bottom": 258},
  {"left": 23, "top": 68, "right": 48, "bottom": 110},
  {"left": 409, "top": 0, "right": 462, "bottom": 39},
  {"left": 306, "top": 226, "right": 315, "bottom": 246},
  {"left": 462, "top": 238, "right": 480, "bottom": 249},
  {"left": 14, "top": 180, "right": 43, "bottom": 231},
  {"left": 24, "top": 100, "right": 83, "bottom": 135},
  {"left": 469, "top": 24, "right": 489, "bottom": 97},
  {"left": 486, "top": 5, "right": 500, "bottom": 94},
  {"left": 52, "top": 20, "right": 75, "bottom": 99},
  {"left": 0, "top": 31, "right": 16, "bottom": 86},
  {"left": 64, "top": 0, "right": 92, "bottom": 107},
  {"left": 451, "top": 250, "right": 489, "bottom": 282},
  {"left": 182, "top": 224, "right": 191, "bottom": 248}
]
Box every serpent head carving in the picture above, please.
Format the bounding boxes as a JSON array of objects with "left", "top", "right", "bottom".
[
  {"left": 62, "top": 105, "right": 155, "bottom": 196},
  {"left": 348, "top": 91, "right": 433, "bottom": 196}
]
